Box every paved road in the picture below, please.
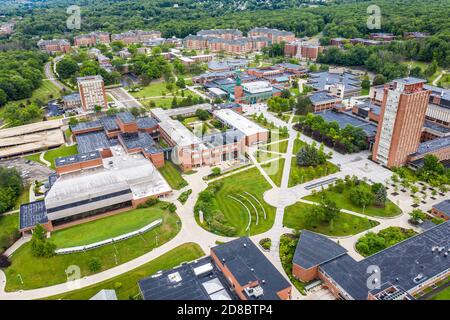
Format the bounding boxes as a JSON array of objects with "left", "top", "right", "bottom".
[
  {"left": 44, "top": 58, "right": 70, "bottom": 92},
  {"left": 107, "top": 87, "right": 143, "bottom": 109}
]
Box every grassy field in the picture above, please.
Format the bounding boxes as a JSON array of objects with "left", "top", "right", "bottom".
[
  {"left": 158, "top": 161, "right": 188, "bottom": 190},
  {"left": 261, "top": 158, "right": 285, "bottom": 187},
  {"left": 51, "top": 207, "right": 170, "bottom": 248},
  {"left": 44, "top": 144, "right": 79, "bottom": 169},
  {"left": 260, "top": 139, "right": 288, "bottom": 154},
  {"left": 4, "top": 204, "right": 181, "bottom": 291},
  {"left": 304, "top": 187, "right": 402, "bottom": 218},
  {"left": 255, "top": 150, "right": 281, "bottom": 162},
  {"left": 14, "top": 186, "right": 30, "bottom": 210},
  {"left": 289, "top": 160, "right": 339, "bottom": 187},
  {"left": 430, "top": 286, "right": 450, "bottom": 300},
  {"left": 130, "top": 82, "right": 168, "bottom": 98},
  {"left": 45, "top": 243, "right": 205, "bottom": 300},
  {"left": 196, "top": 167, "right": 276, "bottom": 236},
  {"left": 24, "top": 153, "right": 47, "bottom": 166},
  {"left": 0, "top": 213, "right": 19, "bottom": 254},
  {"left": 283, "top": 201, "right": 378, "bottom": 236},
  {"left": 5, "top": 80, "right": 63, "bottom": 108}
]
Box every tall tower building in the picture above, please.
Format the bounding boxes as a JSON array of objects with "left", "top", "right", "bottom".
[
  {"left": 372, "top": 78, "right": 431, "bottom": 168},
  {"left": 77, "top": 75, "right": 108, "bottom": 112},
  {"left": 234, "top": 72, "right": 244, "bottom": 103}
]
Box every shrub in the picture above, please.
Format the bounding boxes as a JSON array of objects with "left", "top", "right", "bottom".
[
  {"left": 259, "top": 238, "right": 272, "bottom": 251},
  {"left": 177, "top": 189, "right": 192, "bottom": 204},
  {"left": 0, "top": 254, "right": 11, "bottom": 268},
  {"left": 114, "top": 282, "right": 123, "bottom": 290},
  {"left": 88, "top": 257, "right": 102, "bottom": 272}
]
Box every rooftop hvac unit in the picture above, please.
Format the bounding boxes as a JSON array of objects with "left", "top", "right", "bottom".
[
  {"left": 168, "top": 272, "right": 182, "bottom": 284},
  {"left": 245, "top": 285, "right": 264, "bottom": 298},
  {"left": 193, "top": 263, "right": 214, "bottom": 276}
]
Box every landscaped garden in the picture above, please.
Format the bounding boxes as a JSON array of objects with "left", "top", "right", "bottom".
[
  {"left": 304, "top": 175, "right": 402, "bottom": 218},
  {"left": 44, "top": 243, "right": 204, "bottom": 300},
  {"left": 261, "top": 158, "right": 285, "bottom": 187},
  {"left": 283, "top": 201, "right": 379, "bottom": 237},
  {"left": 289, "top": 141, "right": 339, "bottom": 187},
  {"left": 279, "top": 233, "right": 307, "bottom": 295},
  {"left": 3, "top": 202, "right": 181, "bottom": 291},
  {"left": 158, "top": 161, "right": 188, "bottom": 190},
  {"left": 355, "top": 226, "right": 417, "bottom": 257},
  {"left": 195, "top": 167, "right": 275, "bottom": 237}
]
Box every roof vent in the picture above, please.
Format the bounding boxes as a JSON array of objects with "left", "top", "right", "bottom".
[
  {"left": 243, "top": 243, "right": 247, "bottom": 248},
  {"left": 251, "top": 268, "right": 255, "bottom": 272}
]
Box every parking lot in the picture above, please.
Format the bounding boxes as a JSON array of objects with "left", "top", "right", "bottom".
[{"left": 0, "top": 157, "right": 54, "bottom": 184}]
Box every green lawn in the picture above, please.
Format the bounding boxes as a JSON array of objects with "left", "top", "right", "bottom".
[
  {"left": 14, "top": 186, "right": 30, "bottom": 210},
  {"left": 283, "top": 201, "right": 379, "bottom": 236},
  {"left": 4, "top": 204, "right": 181, "bottom": 291},
  {"left": 255, "top": 150, "right": 280, "bottom": 163},
  {"left": 261, "top": 158, "right": 285, "bottom": 187},
  {"left": 50, "top": 207, "right": 170, "bottom": 248},
  {"left": 259, "top": 140, "right": 288, "bottom": 154},
  {"left": 5, "top": 80, "right": 63, "bottom": 108},
  {"left": 196, "top": 167, "right": 276, "bottom": 236},
  {"left": 44, "top": 144, "right": 78, "bottom": 169},
  {"left": 0, "top": 213, "right": 19, "bottom": 254},
  {"left": 304, "top": 187, "right": 402, "bottom": 218},
  {"left": 24, "top": 153, "right": 47, "bottom": 166},
  {"left": 289, "top": 160, "right": 339, "bottom": 187},
  {"left": 293, "top": 138, "right": 306, "bottom": 154},
  {"left": 44, "top": 243, "right": 205, "bottom": 300},
  {"left": 130, "top": 82, "right": 168, "bottom": 98},
  {"left": 158, "top": 161, "right": 188, "bottom": 190},
  {"left": 430, "top": 285, "right": 450, "bottom": 300}
]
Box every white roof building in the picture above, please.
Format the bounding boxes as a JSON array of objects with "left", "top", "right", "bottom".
[
  {"left": 213, "top": 109, "right": 268, "bottom": 137},
  {"left": 242, "top": 81, "right": 273, "bottom": 94}
]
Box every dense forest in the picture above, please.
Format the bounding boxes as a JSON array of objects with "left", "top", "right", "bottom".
[{"left": 0, "top": 0, "right": 448, "bottom": 47}]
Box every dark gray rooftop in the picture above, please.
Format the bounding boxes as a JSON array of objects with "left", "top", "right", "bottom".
[
  {"left": 19, "top": 200, "right": 48, "bottom": 230},
  {"left": 308, "top": 72, "right": 361, "bottom": 92},
  {"left": 211, "top": 237, "right": 291, "bottom": 300},
  {"left": 100, "top": 116, "right": 120, "bottom": 132},
  {"left": 433, "top": 200, "right": 450, "bottom": 215},
  {"left": 116, "top": 112, "right": 136, "bottom": 124},
  {"left": 318, "top": 221, "right": 450, "bottom": 300},
  {"left": 54, "top": 151, "right": 101, "bottom": 168},
  {"left": 70, "top": 120, "right": 103, "bottom": 132},
  {"left": 309, "top": 91, "right": 340, "bottom": 105},
  {"left": 119, "top": 131, "right": 155, "bottom": 151},
  {"left": 202, "top": 129, "right": 245, "bottom": 148},
  {"left": 423, "top": 120, "right": 450, "bottom": 134},
  {"left": 316, "top": 110, "right": 378, "bottom": 137},
  {"left": 136, "top": 117, "right": 158, "bottom": 129},
  {"left": 76, "top": 131, "right": 114, "bottom": 153},
  {"left": 414, "top": 135, "right": 450, "bottom": 156},
  {"left": 293, "top": 230, "right": 347, "bottom": 270},
  {"left": 138, "top": 256, "right": 236, "bottom": 300}
]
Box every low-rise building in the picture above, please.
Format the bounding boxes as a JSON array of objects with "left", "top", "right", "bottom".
[
  {"left": 431, "top": 200, "right": 450, "bottom": 220},
  {"left": 74, "top": 31, "right": 110, "bottom": 46},
  {"left": 308, "top": 71, "right": 362, "bottom": 98},
  {"left": 37, "top": 39, "right": 71, "bottom": 54},
  {"left": 284, "top": 41, "right": 322, "bottom": 60},
  {"left": 248, "top": 27, "right": 295, "bottom": 44},
  {"left": 293, "top": 225, "right": 450, "bottom": 300},
  {"left": 138, "top": 238, "right": 292, "bottom": 300},
  {"left": 112, "top": 30, "right": 161, "bottom": 45}
]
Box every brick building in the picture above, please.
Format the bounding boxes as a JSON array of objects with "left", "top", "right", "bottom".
[
  {"left": 37, "top": 39, "right": 71, "bottom": 54},
  {"left": 284, "top": 41, "right": 322, "bottom": 60},
  {"left": 111, "top": 30, "right": 161, "bottom": 45},
  {"left": 77, "top": 75, "right": 108, "bottom": 112},
  {"left": 293, "top": 225, "right": 450, "bottom": 300},
  {"left": 139, "top": 238, "right": 292, "bottom": 300},
  {"left": 372, "top": 78, "right": 431, "bottom": 168},
  {"left": 248, "top": 27, "right": 295, "bottom": 44},
  {"left": 74, "top": 31, "right": 110, "bottom": 46}
]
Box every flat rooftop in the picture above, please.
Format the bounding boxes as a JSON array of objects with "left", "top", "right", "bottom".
[
  {"left": 242, "top": 81, "right": 273, "bottom": 94},
  {"left": 317, "top": 221, "right": 450, "bottom": 300},
  {"left": 433, "top": 200, "right": 450, "bottom": 215},
  {"left": 0, "top": 119, "right": 63, "bottom": 139},
  {"left": 309, "top": 91, "right": 340, "bottom": 105},
  {"left": 308, "top": 71, "right": 361, "bottom": 92},
  {"left": 211, "top": 238, "right": 291, "bottom": 300},
  {"left": 315, "top": 110, "right": 378, "bottom": 137},
  {"left": 202, "top": 130, "right": 245, "bottom": 148},
  {"left": 55, "top": 151, "right": 101, "bottom": 168},
  {"left": 76, "top": 131, "right": 116, "bottom": 154},
  {"left": 139, "top": 256, "right": 235, "bottom": 300},
  {"left": 414, "top": 135, "right": 450, "bottom": 156},
  {"left": 158, "top": 119, "right": 203, "bottom": 147},
  {"left": 213, "top": 109, "right": 268, "bottom": 137},
  {"left": 19, "top": 200, "right": 48, "bottom": 230}
]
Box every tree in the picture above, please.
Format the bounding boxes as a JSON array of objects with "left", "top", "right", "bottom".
[
  {"left": 195, "top": 108, "right": 210, "bottom": 121},
  {"left": 295, "top": 96, "right": 313, "bottom": 115},
  {"left": 30, "top": 224, "right": 56, "bottom": 258},
  {"left": 56, "top": 57, "right": 79, "bottom": 79},
  {"left": 0, "top": 254, "right": 11, "bottom": 268},
  {"left": 94, "top": 105, "right": 102, "bottom": 113},
  {"left": 176, "top": 77, "right": 186, "bottom": 89},
  {"left": 410, "top": 209, "right": 426, "bottom": 224},
  {"left": 88, "top": 257, "right": 102, "bottom": 272},
  {"left": 0, "top": 167, "right": 23, "bottom": 213},
  {"left": 211, "top": 167, "right": 221, "bottom": 176},
  {"left": 349, "top": 184, "right": 374, "bottom": 210},
  {"left": 296, "top": 142, "right": 328, "bottom": 167},
  {"left": 361, "top": 76, "right": 371, "bottom": 90}
]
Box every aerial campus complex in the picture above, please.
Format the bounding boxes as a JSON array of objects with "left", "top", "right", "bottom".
[{"left": 0, "top": 0, "right": 449, "bottom": 306}]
